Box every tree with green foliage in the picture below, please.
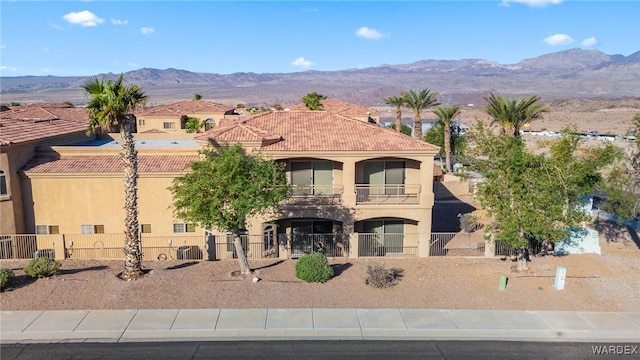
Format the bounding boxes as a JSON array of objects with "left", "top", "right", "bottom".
[
  {"left": 302, "top": 92, "right": 327, "bottom": 111},
  {"left": 185, "top": 117, "right": 203, "bottom": 133},
  {"left": 170, "top": 144, "right": 291, "bottom": 274},
  {"left": 193, "top": 93, "right": 202, "bottom": 101},
  {"left": 483, "top": 93, "right": 549, "bottom": 137},
  {"left": 423, "top": 121, "right": 466, "bottom": 169},
  {"left": 384, "top": 95, "right": 406, "bottom": 132},
  {"left": 386, "top": 123, "right": 412, "bottom": 136},
  {"left": 403, "top": 88, "right": 440, "bottom": 139},
  {"left": 465, "top": 124, "right": 621, "bottom": 270},
  {"left": 82, "top": 74, "right": 147, "bottom": 280},
  {"left": 600, "top": 113, "right": 640, "bottom": 221},
  {"left": 433, "top": 106, "right": 461, "bottom": 171}
]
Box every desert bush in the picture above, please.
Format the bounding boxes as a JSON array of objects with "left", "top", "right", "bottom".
[
  {"left": 0, "top": 268, "right": 14, "bottom": 290},
  {"left": 23, "top": 258, "right": 61, "bottom": 278},
  {"left": 295, "top": 252, "right": 334, "bottom": 283},
  {"left": 365, "top": 263, "right": 404, "bottom": 288}
]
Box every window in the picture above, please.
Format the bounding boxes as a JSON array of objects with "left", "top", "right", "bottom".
[
  {"left": 138, "top": 119, "right": 145, "bottom": 126},
  {"left": 363, "top": 160, "right": 405, "bottom": 195},
  {"left": 140, "top": 224, "right": 152, "bottom": 233},
  {"left": 290, "top": 161, "right": 333, "bottom": 196},
  {"left": 35, "top": 225, "right": 59, "bottom": 235},
  {"left": 204, "top": 118, "right": 215, "bottom": 131},
  {"left": 362, "top": 220, "right": 404, "bottom": 254},
  {"left": 0, "top": 170, "right": 7, "bottom": 195},
  {"left": 173, "top": 223, "right": 195, "bottom": 233},
  {"left": 163, "top": 122, "right": 176, "bottom": 129},
  {"left": 81, "top": 224, "right": 105, "bottom": 234}
]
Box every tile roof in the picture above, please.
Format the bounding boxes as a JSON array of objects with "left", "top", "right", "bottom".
[
  {"left": 0, "top": 105, "right": 89, "bottom": 145},
  {"left": 288, "top": 99, "right": 379, "bottom": 116},
  {"left": 21, "top": 155, "right": 199, "bottom": 174},
  {"left": 136, "top": 100, "right": 234, "bottom": 116},
  {"left": 196, "top": 111, "right": 439, "bottom": 152}
]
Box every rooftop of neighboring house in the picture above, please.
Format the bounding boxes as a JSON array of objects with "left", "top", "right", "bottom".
[
  {"left": 0, "top": 103, "right": 89, "bottom": 146},
  {"left": 288, "top": 99, "right": 380, "bottom": 117},
  {"left": 136, "top": 100, "right": 235, "bottom": 117},
  {"left": 21, "top": 154, "right": 200, "bottom": 174},
  {"left": 195, "top": 110, "right": 440, "bottom": 152}
]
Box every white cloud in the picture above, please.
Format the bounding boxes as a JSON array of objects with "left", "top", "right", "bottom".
[
  {"left": 291, "top": 57, "right": 313, "bottom": 68},
  {"left": 501, "top": 0, "right": 562, "bottom": 7},
  {"left": 0, "top": 44, "right": 5, "bottom": 49},
  {"left": 48, "top": 22, "right": 63, "bottom": 30},
  {"left": 0, "top": 65, "right": 18, "bottom": 72},
  {"left": 355, "top": 26, "right": 387, "bottom": 40},
  {"left": 140, "top": 27, "right": 155, "bottom": 35},
  {"left": 543, "top": 33, "right": 574, "bottom": 45},
  {"left": 581, "top": 37, "right": 598, "bottom": 47},
  {"left": 111, "top": 18, "right": 128, "bottom": 25},
  {"left": 62, "top": 10, "right": 104, "bottom": 27},
  {"left": 303, "top": 8, "right": 319, "bottom": 12}
]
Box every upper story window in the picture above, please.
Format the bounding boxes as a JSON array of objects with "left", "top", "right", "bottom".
[
  {"left": 204, "top": 118, "right": 215, "bottom": 131},
  {"left": 173, "top": 223, "right": 195, "bottom": 233},
  {"left": 82, "top": 224, "right": 105, "bottom": 234},
  {"left": 35, "top": 225, "right": 60, "bottom": 235},
  {"left": 163, "top": 122, "right": 176, "bottom": 129},
  {"left": 0, "top": 170, "right": 6, "bottom": 195},
  {"left": 290, "top": 161, "right": 333, "bottom": 196},
  {"left": 138, "top": 119, "right": 146, "bottom": 126},
  {"left": 363, "top": 160, "right": 405, "bottom": 195},
  {"left": 140, "top": 224, "right": 152, "bottom": 233}
]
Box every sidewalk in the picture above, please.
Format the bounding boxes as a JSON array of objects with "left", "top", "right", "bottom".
[{"left": 1, "top": 309, "right": 639, "bottom": 344}]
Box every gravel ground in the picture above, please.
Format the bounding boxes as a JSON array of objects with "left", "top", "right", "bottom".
[{"left": 1, "top": 232, "right": 638, "bottom": 312}]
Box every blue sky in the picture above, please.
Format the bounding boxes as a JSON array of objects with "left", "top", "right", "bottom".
[{"left": 1, "top": 0, "right": 638, "bottom": 77}]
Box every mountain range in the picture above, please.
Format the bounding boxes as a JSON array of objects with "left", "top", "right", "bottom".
[{"left": 1, "top": 48, "right": 639, "bottom": 107}]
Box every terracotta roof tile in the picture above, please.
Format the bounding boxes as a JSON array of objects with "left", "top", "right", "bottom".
[
  {"left": 197, "top": 111, "right": 439, "bottom": 152},
  {"left": 21, "top": 155, "right": 200, "bottom": 174},
  {"left": 137, "top": 100, "right": 234, "bottom": 116},
  {"left": 0, "top": 105, "right": 89, "bottom": 145}
]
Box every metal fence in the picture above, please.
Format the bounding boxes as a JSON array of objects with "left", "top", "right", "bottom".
[
  {"left": 213, "top": 235, "right": 279, "bottom": 260},
  {"left": 285, "top": 233, "right": 350, "bottom": 258},
  {"left": 358, "top": 233, "right": 418, "bottom": 257},
  {"left": 0, "top": 234, "right": 58, "bottom": 259},
  {"left": 430, "top": 232, "right": 485, "bottom": 257},
  {"left": 355, "top": 185, "right": 421, "bottom": 205}
]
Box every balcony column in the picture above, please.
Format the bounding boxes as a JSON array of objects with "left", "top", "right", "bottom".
[
  {"left": 417, "top": 208, "right": 433, "bottom": 257},
  {"left": 349, "top": 232, "right": 359, "bottom": 258},
  {"left": 342, "top": 159, "right": 357, "bottom": 207},
  {"left": 419, "top": 157, "right": 435, "bottom": 207}
]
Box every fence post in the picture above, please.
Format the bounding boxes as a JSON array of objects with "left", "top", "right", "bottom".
[
  {"left": 349, "top": 233, "right": 359, "bottom": 259},
  {"left": 418, "top": 233, "right": 430, "bottom": 257},
  {"left": 53, "top": 234, "right": 66, "bottom": 260}
]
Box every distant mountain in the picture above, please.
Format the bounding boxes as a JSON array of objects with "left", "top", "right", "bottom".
[{"left": 2, "top": 48, "right": 639, "bottom": 107}]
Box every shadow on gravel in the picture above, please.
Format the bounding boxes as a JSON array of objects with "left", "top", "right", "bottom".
[
  {"left": 252, "top": 260, "right": 285, "bottom": 271},
  {"left": 59, "top": 266, "right": 109, "bottom": 275},
  {"left": 3, "top": 275, "right": 36, "bottom": 291},
  {"left": 166, "top": 261, "right": 199, "bottom": 270},
  {"left": 331, "top": 262, "right": 352, "bottom": 276}
]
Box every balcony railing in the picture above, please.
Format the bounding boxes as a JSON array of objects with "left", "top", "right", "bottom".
[
  {"left": 355, "top": 184, "right": 421, "bottom": 205},
  {"left": 286, "top": 185, "right": 344, "bottom": 205},
  {"left": 358, "top": 233, "right": 418, "bottom": 257}
]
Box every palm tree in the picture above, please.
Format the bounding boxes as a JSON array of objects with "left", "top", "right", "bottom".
[
  {"left": 433, "top": 105, "right": 461, "bottom": 171},
  {"left": 82, "top": 75, "right": 147, "bottom": 280},
  {"left": 483, "top": 93, "right": 549, "bottom": 137},
  {"left": 302, "top": 92, "right": 327, "bottom": 110},
  {"left": 403, "top": 88, "right": 440, "bottom": 139},
  {"left": 385, "top": 95, "right": 406, "bottom": 132},
  {"left": 193, "top": 93, "right": 202, "bottom": 101}
]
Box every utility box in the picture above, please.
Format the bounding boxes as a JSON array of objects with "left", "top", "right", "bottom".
[{"left": 554, "top": 266, "right": 567, "bottom": 290}]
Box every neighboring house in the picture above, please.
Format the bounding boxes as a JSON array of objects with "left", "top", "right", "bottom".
[
  {"left": 380, "top": 118, "right": 470, "bottom": 136},
  {"left": 6, "top": 103, "right": 441, "bottom": 260},
  {"left": 135, "top": 100, "right": 236, "bottom": 133},
  {"left": 288, "top": 99, "right": 380, "bottom": 124},
  {"left": 0, "top": 103, "right": 92, "bottom": 234}
]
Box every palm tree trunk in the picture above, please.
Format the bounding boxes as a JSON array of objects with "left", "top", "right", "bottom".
[
  {"left": 233, "top": 232, "right": 252, "bottom": 275},
  {"left": 395, "top": 107, "right": 402, "bottom": 132},
  {"left": 444, "top": 125, "right": 452, "bottom": 172},
  {"left": 413, "top": 114, "right": 422, "bottom": 139},
  {"left": 120, "top": 116, "right": 143, "bottom": 280}
]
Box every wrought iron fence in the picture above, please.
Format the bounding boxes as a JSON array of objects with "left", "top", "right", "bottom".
[
  {"left": 214, "top": 235, "right": 279, "bottom": 260},
  {"left": 355, "top": 184, "right": 420, "bottom": 205},
  {"left": 284, "top": 233, "right": 349, "bottom": 258},
  {"left": 358, "top": 233, "right": 418, "bottom": 257},
  {"left": 430, "top": 232, "right": 485, "bottom": 257},
  {"left": 0, "top": 234, "right": 58, "bottom": 259}
]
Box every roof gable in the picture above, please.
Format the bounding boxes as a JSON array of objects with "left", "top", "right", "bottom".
[{"left": 137, "top": 100, "right": 234, "bottom": 116}]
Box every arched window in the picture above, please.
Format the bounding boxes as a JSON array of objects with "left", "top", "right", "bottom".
[
  {"left": 0, "top": 170, "right": 7, "bottom": 195},
  {"left": 204, "top": 118, "right": 215, "bottom": 131}
]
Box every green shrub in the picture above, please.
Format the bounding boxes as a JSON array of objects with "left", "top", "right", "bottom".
[
  {"left": 365, "top": 262, "right": 404, "bottom": 288},
  {"left": 295, "top": 252, "right": 334, "bottom": 283},
  {"left": 0, "top": 268, "right": 14, "bottom": 290},
  {"left": 23, "top": 257, "right": 61, "bottom": 278}
]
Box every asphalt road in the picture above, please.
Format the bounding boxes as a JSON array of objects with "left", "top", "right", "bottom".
[{"left": 3, "top": 340, "right": 638, "bottom": 360}]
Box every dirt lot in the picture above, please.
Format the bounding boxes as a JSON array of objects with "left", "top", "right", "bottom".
[{"left": 1, "top": 225, "right": 638, "bottom": 312}]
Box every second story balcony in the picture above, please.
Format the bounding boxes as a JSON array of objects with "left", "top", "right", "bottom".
[
  {"left": 355, "top": 184, "right": 421, "bottom": 205},
  {"left": 286, "top": 184, "right": 344, "bottom": 205}
]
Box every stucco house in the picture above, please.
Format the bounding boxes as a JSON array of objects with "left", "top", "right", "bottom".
[
  {"left": 135, "top": 100, "right": 236, "bottom": 134},
  {"left": 3, "top": 102, "right": 440, "bottom": 261},
  {"left": 288, "top": 99, "right": 380, "bottom": 124}
]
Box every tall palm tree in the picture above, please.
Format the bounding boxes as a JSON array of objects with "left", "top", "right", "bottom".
[
  {"left": 433, "top": 105, "right": 461, "bottom": 171},
  {"left": 302, "top": 92, "right": 327, "bottom": 110},
  {"left": 385, "top": 94, "right": 406, "bottom": 132},
  {"left": 82, "top": 75, "right": 147, "bottom": 280},
  {"left": 483, "top": 93, "right": 548, "bottom": 137},
  {"left": 403, "top": 88, "right": 440, "bottom": 139}
]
